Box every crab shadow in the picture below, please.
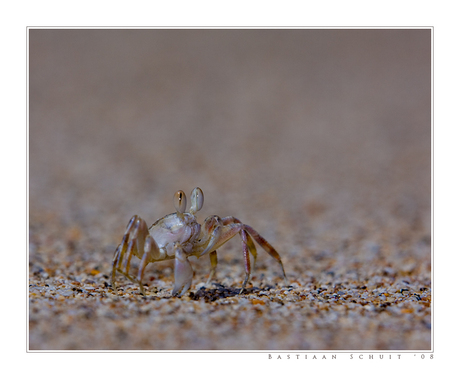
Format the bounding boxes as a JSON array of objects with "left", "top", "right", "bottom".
[
  {"left": 123, "top": 282, "right": 277, "bottom": 301},
  {"left": 186, "top": 285, "right": 273, "bottom": 302}
]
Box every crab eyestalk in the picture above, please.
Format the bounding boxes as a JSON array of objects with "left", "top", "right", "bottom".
[
  {"left": 174, "top": 190, "right": 187, "bottom": 214},
  {"left": 189, "top": 187, "right": 204, "bottom": 214}
]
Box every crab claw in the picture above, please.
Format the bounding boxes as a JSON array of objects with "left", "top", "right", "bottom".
[{"left": 172, "top": 244, "right": 193, "bottom": 297}]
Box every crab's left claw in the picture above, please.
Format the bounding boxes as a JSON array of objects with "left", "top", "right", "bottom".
[{"left": 172, "top": 244, "right": 193, "bottom": 297}]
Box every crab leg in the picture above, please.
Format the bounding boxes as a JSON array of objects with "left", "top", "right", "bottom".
[
  {"left": 172, "top": 243, "right": 194, "bottom": 297},
  {"left": 221, "top": 216, "right": 287, "bottom": 285},
  {"left": 221, "top": 217, "right": 257, "bottom": 265},
  {"left": 122, "top": 240, "right": 135, "bottom": 273},
  {"left": 136, "top": 235, "right": 161, "bottom": 295},
  {"left": 240, "top": 230, "right": 251, "bottom": 294},
  {"left": 198, "top": 215, "right": 288, "bottom": 291},
  {"left": 112, "top": 216, "right": 138, "bottom": 276},
  {"left": 119, "top": 218, "right": 144, "bottom": 273},
  {"left": 112, "top": 215, "right": 153, "bottom": 294},
  {"left": 111, "top": 233, "right": 129, "bottom": 290},
  {"left": 206, "top": 250, "right": 218, "bottom": 285},
  {"left": 244, "top": 224, "right": 288, "bottom": 285},
  {"left": 199, "top": 216, "right": 223, "bottom": 257},
  {"left": 245, "top": 233, "right": 257, "bottom": 267},
  {"left": 112, "top": 215, "right": 138, "bottom": 289}
]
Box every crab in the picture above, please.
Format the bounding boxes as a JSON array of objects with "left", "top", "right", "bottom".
[{"left": 111, "top": 187, "right": 287, "bottom": 296}]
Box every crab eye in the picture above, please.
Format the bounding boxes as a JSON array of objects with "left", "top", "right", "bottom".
[
  {"left": 190, "top": 187, "right": 204, "bottom": 214},
  {"left": 174, "top": 190, "right": 187, "bottom": 213}
]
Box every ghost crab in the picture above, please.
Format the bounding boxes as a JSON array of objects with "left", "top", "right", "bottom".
[{"left": 111, "top": 187, "right": 287, "bottom": 296}]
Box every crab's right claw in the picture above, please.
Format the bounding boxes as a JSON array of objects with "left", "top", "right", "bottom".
[{"left": 172, "top": 244, "right": 193, "bottom": 297}]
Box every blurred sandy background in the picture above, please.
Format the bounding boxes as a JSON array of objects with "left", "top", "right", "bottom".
[{"left": 29, "top": 29, "right": 431, "bottom": 350}]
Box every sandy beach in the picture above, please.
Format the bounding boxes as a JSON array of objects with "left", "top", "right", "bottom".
[{"left": 29, "top": 29, "right": 431, "bottom": 350}]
